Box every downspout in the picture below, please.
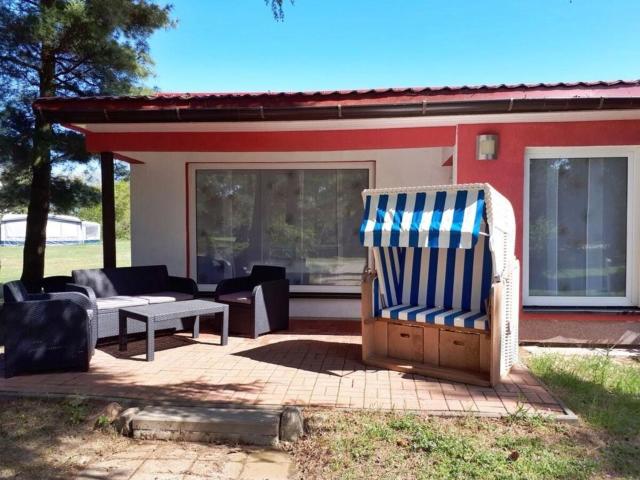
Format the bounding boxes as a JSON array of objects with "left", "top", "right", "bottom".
[{"left": 453, "top": 124, "right": 459, "bottom": 185}]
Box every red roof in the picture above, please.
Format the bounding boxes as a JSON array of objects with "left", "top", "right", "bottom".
[{"left": 34, "top": 80, "right": 640, "bottom": 111}]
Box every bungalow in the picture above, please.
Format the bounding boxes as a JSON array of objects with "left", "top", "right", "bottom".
[{"left": 34, "top": 80, "right": 640, "bottom": 346}]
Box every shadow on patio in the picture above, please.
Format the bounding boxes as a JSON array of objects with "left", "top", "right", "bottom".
[
  {"left": 0, "top": 330, "right": 569, "bottom": 416},
  {"left": 98, "top": 334, "right": 200, "bottom": 361},
  {"left": 233, "top": 338, "right": 362, "bottom": 377}
]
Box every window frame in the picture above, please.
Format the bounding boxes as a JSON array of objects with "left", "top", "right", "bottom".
[
  {"left": 188, "top": 161, "right": 374, "bottom": 293},
  {"left": 523, "top": 146, "right": 639, "bottom": 307}
]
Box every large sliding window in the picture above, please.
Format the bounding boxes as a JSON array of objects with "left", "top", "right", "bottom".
[
  {"left": 191, "top": 164, "right": 370, "bottom": 292},
  {"left": 524, "top": 148, "right": 637, "bottom": 307}
]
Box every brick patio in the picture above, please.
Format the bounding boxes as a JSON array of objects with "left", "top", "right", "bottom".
[{"left": 0, "top": 321, "right": 569, "bottom": 418}]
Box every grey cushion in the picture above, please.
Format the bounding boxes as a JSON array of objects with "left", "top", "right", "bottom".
[
  {"left": 95, "top": 296, "right": 149, "bottom": 314},
  {"left": 217, "top": 290, "right": 253, "bottom": 305},
  {"left": 138, "top": 291, "right": 194, "bottom": 304}
]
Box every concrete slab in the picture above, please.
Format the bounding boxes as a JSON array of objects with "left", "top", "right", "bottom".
[{"left": 131, "top": 406, "right": 281, "bottom": 446}]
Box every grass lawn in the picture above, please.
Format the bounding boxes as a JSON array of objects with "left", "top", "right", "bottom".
[
  {"left": 0, "top": 240, "right": 131, "bottom": 283},
  {"left": 289, "top": 351, "right": 640, "bottom": 479},
  {"left": 527, "top": 352, "right": 640, "bottom": 477}
]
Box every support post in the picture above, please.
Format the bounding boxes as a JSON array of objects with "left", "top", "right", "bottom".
[
  {"left": 101, "top": 151, "right": 116, "bottom": 268},
  {"left": 489, "top": 282, "right": 503, "bottom": 387},
  {"left": 361, "top": 269, "right": 375, "bottom": 361}
]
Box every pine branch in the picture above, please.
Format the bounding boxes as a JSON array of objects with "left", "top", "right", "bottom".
[
  {"left": 0, "top": 54, "right": 38, "bottom": 72},
  {"left": 55, "top": 55, "right": 90, "bottom": 79}
]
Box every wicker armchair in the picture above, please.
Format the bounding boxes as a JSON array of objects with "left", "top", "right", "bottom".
[
  {"left": 214, "top": 265, "right": 289, "bottom": 338},
  {"left": 1, "top": 281, "right": 95, "bottom": 378}
]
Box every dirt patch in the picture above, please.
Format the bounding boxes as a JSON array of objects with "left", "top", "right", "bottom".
[
  {"left": 0, "top": 396, "right": 130, "bottom": 479},
  {"left": 0, "top": 396, "right": 242, "bottom": 479}
]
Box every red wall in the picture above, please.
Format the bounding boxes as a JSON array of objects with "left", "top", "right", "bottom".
[
  {"left": 457, "top": 119, "right": 640, "bottom": 323},
  {"left": 86, "top": 126, "right": 455, "bottom": 152},
  {"left": 457, "top": 119, "right": 640, "bottom": 261}
]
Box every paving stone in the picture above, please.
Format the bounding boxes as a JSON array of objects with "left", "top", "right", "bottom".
[
  {"left": 76, "top": 458, "right": 142, "bottom": 480},
  {"left": 226, "top": 450, "right": 249, "bottom": 462},
  {"left": 240, "top": 460, "right": 292, "bottom": 480},
  {"left": 136, "top": 458, "right": 194, "bottom": 474},
  {"left": 110, "top": 442, "right": 158, "bottom": 459},
  {"left": 222, "top": 461, "right": 245, "bottom": 478},
  {"left": 151, "top": 443, "right": 200, "bottom": 459},
  {"left": 129, "top": 473, "right": 183, "bottom": 480},
  {"left": 188, "top": 460, "right": 223, "bottom": 476},
  {"left": 245, "top": 448, "right": 292, "bottom": 464}
]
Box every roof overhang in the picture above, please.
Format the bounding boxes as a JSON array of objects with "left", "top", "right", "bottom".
[
  {"left": 34, "top": 97, "right": 640, "bottom": 125},
  {"left": 33, "top": 80, "right": 640, "bottom": 125},
  {"left": 32, "top": 81, "right": 640, "bottom": 162}
]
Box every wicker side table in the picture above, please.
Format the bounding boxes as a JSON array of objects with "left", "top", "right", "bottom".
[{"left": 118, "top": 300, "right": 229, "bottom": 361}]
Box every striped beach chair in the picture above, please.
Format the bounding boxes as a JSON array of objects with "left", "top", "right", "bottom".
[{"left": 360, "top": 183, "right": 519, "bottom": 386}]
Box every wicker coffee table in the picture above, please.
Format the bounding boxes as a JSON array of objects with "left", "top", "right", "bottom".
[{"left": 118, "top": 300, "right": 229, "bottom": 361}]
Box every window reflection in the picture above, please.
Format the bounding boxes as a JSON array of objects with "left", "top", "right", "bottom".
[
  {"left": 195, "top": 169, "right": 369, "bottom": 287},
  {"left": 529, "top": 157, "right": 627, "bottom": 298}
]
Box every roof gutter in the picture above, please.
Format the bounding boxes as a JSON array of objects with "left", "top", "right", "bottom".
[{"left": 34, "top": 97, "right": 640, "bottom": 124}]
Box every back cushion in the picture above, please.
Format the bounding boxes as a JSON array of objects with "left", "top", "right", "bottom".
[
  {"left": 42, "top": 275, "right": 73, "bottom": 293},
  {"left": 374, "top": 233, "right": 492, "bottom": 313},
  {"left": 250, "top": 265, "right": 286, "bottom": 286},
  {"left": 72, "top": 265, "right": 169, "bottom": 297}
]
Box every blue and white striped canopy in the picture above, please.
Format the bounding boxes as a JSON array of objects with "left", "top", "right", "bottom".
[{"left": 360, "top": 189, "right": 486, "bottom": 249}]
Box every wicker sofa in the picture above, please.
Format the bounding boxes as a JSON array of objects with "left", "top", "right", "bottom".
[{"left": 65, "top": 265, "right": 198, "bottom": 344}]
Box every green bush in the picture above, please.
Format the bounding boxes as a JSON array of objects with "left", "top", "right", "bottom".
[{"left": 77, "top": 180, "right": 130, "bottom": 240}]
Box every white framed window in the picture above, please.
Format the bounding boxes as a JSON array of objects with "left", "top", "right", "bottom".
[
  {"left": 188, "top": 162, "right": 373, "bottom": 293},
  {"left": 524, "top": 146, "right": 639, "bottom": 307}
]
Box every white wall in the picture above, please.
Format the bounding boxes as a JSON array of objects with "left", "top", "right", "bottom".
[
  {"left": 128, "top": 147, "right": 452, "bottom": 318},
  {"left": 130, "top": 157, "right": 187, "bottom": 276}
]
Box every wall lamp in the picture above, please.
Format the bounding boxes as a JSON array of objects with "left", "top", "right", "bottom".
[{"left": 476, "top": 134, "right": 499, "bottom": 160}]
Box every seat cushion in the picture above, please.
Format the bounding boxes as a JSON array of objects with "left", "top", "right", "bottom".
[
  {"left": 95, "top": 296, "right": 149, "bottom": 314},
  {"left": 217, "top": 290, "right": 253, "bottom": 305},
  {"left": 380, "top": 303, "right": 489, "bottom": 331},
  {"left": 138, "top": 291, "right": 194, "bottom": 304}
]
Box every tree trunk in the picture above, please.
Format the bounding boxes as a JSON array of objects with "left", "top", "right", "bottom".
[
  {"left": 21, "top": 121, "right": 52, "bottom": 291},
  {"left": 21, "top": 0, "right": 55, "bottom": 292}
]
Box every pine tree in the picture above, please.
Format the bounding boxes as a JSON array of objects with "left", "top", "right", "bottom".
[
  {"left": 0, "top": 0, "right": 173, "bottom": 290},
  {"left": 0, "top": 0, "right": 290, "bottom": 290}
]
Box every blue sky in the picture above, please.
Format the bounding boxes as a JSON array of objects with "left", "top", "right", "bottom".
[{"left": 148, "top": 0, "right": 640, "bottom": 93}]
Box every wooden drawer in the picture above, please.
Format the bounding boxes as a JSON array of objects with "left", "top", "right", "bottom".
[
  {"left": 388, "top": 323, "right": 423, "bottom": 363},
  {"left": 439, "top": 330, "right": 481, "bottom": 372}
]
